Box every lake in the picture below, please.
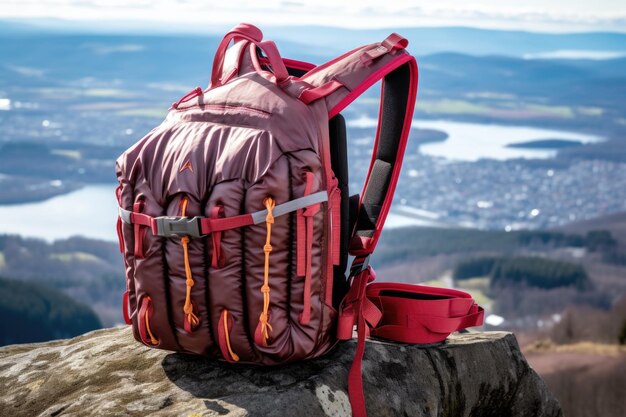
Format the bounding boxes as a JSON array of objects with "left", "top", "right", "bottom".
[
  {"left": 0, "top": 118, "right": 602, "bottom": 241},
  {"left": 0, "top": 185, "right": 119, "bottom": 242},
  {"left": 0, "top": 185, "right": 430, "bottom": 242},
  {"left": 348, "top": 117, "right": 603, "bottom": 161}
]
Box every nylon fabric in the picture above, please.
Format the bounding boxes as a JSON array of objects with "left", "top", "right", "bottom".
[{"left": 112, "top": 23, "right": 485, "bottom": 417}]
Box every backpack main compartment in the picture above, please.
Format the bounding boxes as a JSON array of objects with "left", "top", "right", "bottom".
[{"left": 116, "top": 53, "right": 345, "bottom": 365}]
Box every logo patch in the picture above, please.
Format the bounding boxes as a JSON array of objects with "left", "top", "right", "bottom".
[{"left": 179, "top": 160, "right": 194, "bottom": 173}]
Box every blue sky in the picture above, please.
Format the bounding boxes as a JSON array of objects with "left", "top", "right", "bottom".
[{"left": 1, "top": 0, "right": 625, "bottom": 33}]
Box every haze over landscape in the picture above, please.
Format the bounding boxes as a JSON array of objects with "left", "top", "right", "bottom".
[{"left": 0, "top": 2, "right": 625, "bottom": 415}]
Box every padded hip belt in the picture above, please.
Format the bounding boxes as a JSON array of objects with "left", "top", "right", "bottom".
[
  {"left": 366, "top": 283, "right": 484, "bottom": 344},
  {"left": 336, "top": 263, "right": 484, "bottom": 417},
  {"left": 337, "top": 272, "right": 484, "bottom": 345}
]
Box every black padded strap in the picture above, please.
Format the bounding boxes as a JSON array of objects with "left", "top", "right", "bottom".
[{"left": 350, "top": 60, "right": 418, "bottom": 255}]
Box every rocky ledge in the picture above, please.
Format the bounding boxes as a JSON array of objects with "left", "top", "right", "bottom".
[{"left": 0, "top": 327, "right": 562, "bottom": 416}]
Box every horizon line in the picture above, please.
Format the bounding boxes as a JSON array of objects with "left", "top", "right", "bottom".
[{"left": 2, "top": 16, "right": 626, "bottom": 36}]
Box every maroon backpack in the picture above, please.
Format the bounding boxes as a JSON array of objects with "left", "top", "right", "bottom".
[{"left": 116, "top": 23, "right": 483, "bottom": 416}]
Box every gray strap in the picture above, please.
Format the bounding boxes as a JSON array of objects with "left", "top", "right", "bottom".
[
  {"left": 119, "top": 205, "right": 132, "bottom": 224},
  {"left": 118, "top": 190, "right": 328, "bottom": 228},
  {"left": 250, "top": 190, "right": 327, "bottom": 224}
]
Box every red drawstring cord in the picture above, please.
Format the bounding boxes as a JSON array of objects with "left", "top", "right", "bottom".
[{"left": 171, "top": 87, "right": 203, "bottom": 109}]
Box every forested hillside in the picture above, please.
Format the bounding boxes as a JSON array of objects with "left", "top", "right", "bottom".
[
  {"left": 0, "top": 235, "right": 123, "bottom": 326},
  {"left": 0, "top": 276, "right": 101, "bottom": 346}
]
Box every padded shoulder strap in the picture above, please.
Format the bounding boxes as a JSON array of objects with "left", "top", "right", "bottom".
[{"left": 300, "top": 34, "right": 419, "bottom": 256}]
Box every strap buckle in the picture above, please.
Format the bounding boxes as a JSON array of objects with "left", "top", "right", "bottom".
[
  {"left": 154, "top": 216, "right": 203, "bottom": 238},
  {"left": 349, "top": 255, "right": 370, "bottom": 277}
]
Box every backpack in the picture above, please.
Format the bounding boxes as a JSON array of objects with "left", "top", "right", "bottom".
[{"left": 115, "top": 23, "right": 484, "bottom": 416}]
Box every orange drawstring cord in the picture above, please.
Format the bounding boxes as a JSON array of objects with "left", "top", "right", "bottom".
[
  {"left": 180, "top": 198, "right": 200, "bottom": 330},
  {"left": 259, "top": 197, "right": 275, "bottom": 345},
  {"left": 223, "top": 310, "right": 239, "bottom": 361},
  {"left": 145, "top": 308, "right": 159, "bottom": 345}
]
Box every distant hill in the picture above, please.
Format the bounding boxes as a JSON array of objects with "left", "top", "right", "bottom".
[
  {"left": 560, "top": 211, "right": 626, "bottom": 246},
  {"left": 373, "top": 225, "right": 624, "bottom": 320},
  {"left": 454, "top": 256, "right": 590, "bottom": 290},
  {"left": 0, "top": 276, "right": 101, "bottom": 346},
  {"left": 2, "top": 18, "right": 626, "bottom": 58},
  {"left": 374, "top": 226, "right": 591, "bottom": 265},
  {"left": 419, "top": 53, "right": 626, "bottom": 108},
  {"left": 1, "top": 33, "right": 624, "bottom": 112},
  {"left": 0, "top": 34, "right": 322, "bottom": 86},
  {"left": 1, "top": 25, "right": 624, "bottom": 121},
  {"left": 265, "top": 26, "right": 626, "bottom": 58}
]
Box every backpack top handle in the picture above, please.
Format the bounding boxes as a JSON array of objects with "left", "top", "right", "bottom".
[{"left": 210, "top": 23, "right": 289, "bottom": 88}]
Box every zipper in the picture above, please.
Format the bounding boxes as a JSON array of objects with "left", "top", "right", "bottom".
[{"left": 173, "top": 102, "right": 271, "bottom": 118}]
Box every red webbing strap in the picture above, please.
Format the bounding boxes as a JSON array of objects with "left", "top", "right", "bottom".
[
  {"left": 133, "top": 201, "right": 146, "bottom": 258},
  {"left": 338, "top": 264, "right": 381, "bottom": 417},
  {"left": 119, "top": 196, "right": 328, "bottom": 237},
  {"left": 360, "top": 33, "right": 409, "bottom": 66},
  {"left": 200, "top": 213, "right": 254, "bottom": 234},
  {"left": 210, "top": 206, "right": 225, "bottom": 268},
  {"left": 122, "top": 290, "right": 131, "bottom": 325},
  {"left": 350, "top": 293, "right": 368, "bottom": 417},
  {"left": 299, "top": 79, "right": 345, "bottom": 104},
  {"left": 282, "top": 57, "right": 316, "bottom": 72},
  {"left": 129, "top": 211, "right": 154, "bottom": 228},
  {"left": 329, "top": 178, "right": 342, "bottom": 266},
  {"left": 368, "top": 290, "right": 484, "bottom": 344},
  {"left": 369, "top": 308, "right": 484, "bottom": 345},
  {"left": 138, "top": 296, "right": 152, "bottom": 345},
  {"left": 126, "top": 209, "right": 254, "bottom": 236},
  {"left": 116, "top": 216, "right": 124, "bottom": 253},
  {"left": 421, "top": 306, "right": 484, "bottom": 334}
]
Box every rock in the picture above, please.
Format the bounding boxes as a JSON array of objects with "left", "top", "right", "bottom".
[{"left": 0, "top": 327, "right": 562, "bottom": 417}]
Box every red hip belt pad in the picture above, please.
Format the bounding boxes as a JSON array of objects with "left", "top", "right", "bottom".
[
  {"left": 338, "top": 269, "right": 484, "bottom": 345},
  {"left": 366, "top": 282, "right": 484, "bottom": 344}
]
